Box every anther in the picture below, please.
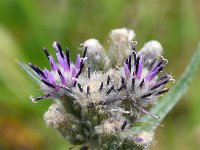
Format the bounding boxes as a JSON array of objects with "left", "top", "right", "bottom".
[
  {"left": 43, "top": 47, "right": 50, "bottom": 59},
  {"left": 86, "top": 85, "right": 90, "bottom": 96},
  {"left": 83, "top": 47, "right": 87, "bottom": 58},
  {"left": 99, "top": 82, "right": 103, "bottom": 92},
  {"left": 54, "top": 41, "right": 64, "bottom": 58},
  {"left": 106, "top": 85, "right": 114, "bottom": 95},
  {"left": 107, "top": 75, "right": 111, "bottom": 85},
  {"left": 88, "top": 67, "right": 91, "bottom": 79},
  {"left": 77, "top": 83, "right": 83, "bottom": 93},
  {"left": 121, "top": 120, "right": 128, "bottom": 130},
  {"left": 139, "top": 78, "right": 145, "bottom": 87},
  {"left": 156, "top": 88, "right": 169, "bottom": 95},
  {"left": 128, "top": 54, "right": 132, "bottom": 71},
  {"left": 141, "top": 93, "right": 152, "bottom": 99},
  {"left": 132, "top": 78, "right": 135, "bottom": 91},
  {"left": 41, "top": 79, "right": 55, "bottom": 88},
  {"left": 57, "top": 69, "right": 63, "bottom": 78},
  {"left": 66, "top": 47, "right": 70, "bottom": 68}
]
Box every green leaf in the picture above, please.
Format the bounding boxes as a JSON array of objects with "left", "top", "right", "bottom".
[{"left": 133, "top": 43, "right": 200, "bottom": 132}]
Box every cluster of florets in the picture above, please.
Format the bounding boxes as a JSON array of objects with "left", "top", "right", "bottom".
[{"left": 28, "top": 28, "right": 174, "bottom": 149}]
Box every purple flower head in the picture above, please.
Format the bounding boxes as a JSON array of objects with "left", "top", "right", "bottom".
[
  {"left": 24, "top": 28, "right": 176, "bottom": 149},
  {"left": 29, "top": 41, "right": 87, "bottom": 103},
  {"left": 121, "top": 41, "right": 174, "bottom": 118}
]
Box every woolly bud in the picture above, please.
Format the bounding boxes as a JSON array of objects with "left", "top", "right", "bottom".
[
  {"left": 109, "top": 28, "right": 135, "bottom": 66},
  {"left": 139, "top": 40, "right": 163, "bottom": 60},
  {"left": 82, "top": 39, "right": 110, "bottom": 70},
  {"left": 95, "top": 116, "right": 129, "bottom": 134},
  {"left": 110, "top": 28, "right": 135, "bottom": 44},
  {"left": 134, "top": 131, "right": 154, "bottom": 147},
  {"left": 44, "top": 103, "right": 69, "bottom": 128},
  {"left": 44, "top": 103, "right": 85, "bottom": 144}
]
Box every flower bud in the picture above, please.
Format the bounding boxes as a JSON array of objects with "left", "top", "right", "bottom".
[
  {"left": 139, "top": 40, "right": 163, "bottom": 61},
  {"left": 109, "top": 28, "right": 135, "bottom": 66},
  {"left": 82, "top": 39, "right": 110, "bottom": 70}
]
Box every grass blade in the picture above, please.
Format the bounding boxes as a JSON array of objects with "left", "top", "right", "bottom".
[{"left": 17, "top": 60, "right": 41, "bottom": 85}]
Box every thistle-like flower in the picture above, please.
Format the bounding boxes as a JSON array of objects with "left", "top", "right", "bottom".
[
  {"left": 25, "top": 28, "right": 174, "bottom": 149},
  {"left": 29, "top": 41, "right": 87, "bottom": 102}
]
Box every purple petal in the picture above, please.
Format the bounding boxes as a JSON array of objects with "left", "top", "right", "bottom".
[
  {"left": 124, "top": 62, "right": 130, "bottom": 77},
  {"left": 136, "top": 55, "right": 143, "bottom": 79},
  {"left": 151, "top": 79, "right": 169, "bottom": 90},
  {"left": 53, "top": 41, "right": 64, "bottom": 58},
  {"left": 48, "top": 56, "right": 57, "bottom": 71},
  {"left": 57, "top": 69, "right": 66, "bottom": 86},
  {"left": 29, "top": 63, "right": 46, "bottom": 79},
  {"left": 43, "top": 68, "right": 54, "bottom": 83},
  {"left": 75, "top": 54, "right": 81, "bottom": 69},
  {"left": 71, "top": 67, "right": 77, "bottom": 77},
  {"left": 56, "top": 51, "right": 70, "bottom": 71},
  {"left": 146, "top": 62, "right": 164, "bottom": 81}
]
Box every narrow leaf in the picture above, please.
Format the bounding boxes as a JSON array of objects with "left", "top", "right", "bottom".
[
  {"left": 133, "top": 43, "right": 200, "bottom": 132},
  {"left": 17, "top": 60, "right": 41, "bottom": 84}
]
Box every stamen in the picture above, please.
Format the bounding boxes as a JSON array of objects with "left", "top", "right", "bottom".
[
  {"left": 88, "top": 67, "right": 91, "bottom": 79},
  {"left": 121, "top": 120, "right": 128, "bottom": 130},
  {"left": 131, "top": 41, "right": 137, "bottom": 66},
  {"left": 99, "top": 82, "right": 103, "bottom": 92},
  {"left": 86, "top": 85, "right": 90, "bottom": 96},
  {"left": 30, "top": 93, "right": 50, "bottom": 103},
  {"left": 117, "top": 85, "right": 124, "bottom": 92},
  {"left": 156, "top": 88, "right": 169, "bottom": 95},
  {"left": 43, "top": 47, "right": 50, "bottom": 59},
  {"left": 132, "top": 102, "right": 159, "bottom": 119},
  {"left": 148, "top": 59, "right": 156, "bottom": 70},
  {"left": 77, "top": 83, "right": 83, "bottom": 93},
  {"left": 121, "top": 77, "right": 125, "bottom": 84},
  {"left": 65, "top": 47, "right": 70, "bottom": 68},
  {"left": 76, "top": 60, "right": 84, "bottom": 78},
  {"left": 41, "top": 79, "right": 56, "bottom": 88},
  {"left": 118, "top": 77, "right": 126, "bottom": 91},
  {"left": 29, "top": 63, "right": 45, "bottom": 78},
  {"left": 128, "top": 54, "right": 132, "bottom": 72},
  {"left": 132, "top": 78, "right": 135, "bottom": 91},
  {"left": 135, "top": 56, "right": 140, "bottom": 75},
  {"left": 83, "top": 46, "right": 87, "bottom": 58},
  {"left": 139, "top": 78, "right": 145, "bottom": 87},
  {"left": 107, "top": 75, "right": 111, "bottom": 85},
  {"left": 53, "top": 41, "right": 64, "bottom": 58},
  {"left": 151, "top": 79, "right": 169, "bottom": 90},
  {"left": 158, "top": 73, "right": 168, "bottom": 81},
  {"left": 106, "top": 85, "right": 114, "bottom": 95},
  {"left": 141, "top": 93, "right": 152, "bottom": 99},
  {"left": 125, "top": 58, "right": 128, "bottom": 64},
  {"left": 57, "top": 69, "right": 63, "bottom": 78},
  {"left": 59, "top": 85, "right": 72, "bottom": 92}
]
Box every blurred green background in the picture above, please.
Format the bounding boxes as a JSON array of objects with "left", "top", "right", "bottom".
[{"left": 0, "top": 0, "right": 199, "bottom": 149}]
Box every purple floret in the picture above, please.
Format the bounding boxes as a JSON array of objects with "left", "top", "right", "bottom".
[{"left": 29, "top": 41, "right": 87, "bottom": 102}]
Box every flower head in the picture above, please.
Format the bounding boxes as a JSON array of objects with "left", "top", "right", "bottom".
[
  {"left": 26, "top": 28, "right": 174, "bottom": 149},
  {"left": 118, "top": 41, "right": 174, "bottom": 118},
  {"left": 29, "top": 41, "right": 87, "bottom": 102}
]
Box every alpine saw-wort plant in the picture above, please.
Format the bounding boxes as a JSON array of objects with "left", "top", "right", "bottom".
[{"left": 19, "top": 28, "right": 200, "bottom": 150}]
